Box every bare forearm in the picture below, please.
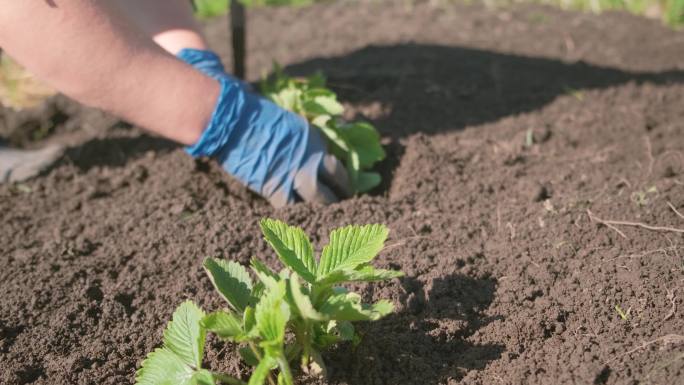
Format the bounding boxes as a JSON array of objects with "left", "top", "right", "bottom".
[
  {"left": 0, "top": 0, "right": 218, "bottom": 145},
  {"left": 114, "top": 0, "right": 207, "bottom": 54}
]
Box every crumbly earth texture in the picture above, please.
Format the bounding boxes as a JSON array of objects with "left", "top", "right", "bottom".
[{"left": 1, "top": 1, "right": 683, "bottom": 384}]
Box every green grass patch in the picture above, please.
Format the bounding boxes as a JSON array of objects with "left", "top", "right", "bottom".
[
  {"left": 194, "top": 0, "right": 684, "bottom": 27},
  {"left": 477, "top": 0, "right": 684, "bottom": 27},
  {"left": 193, "top": 0, "right": 315, "bottom": 18}
]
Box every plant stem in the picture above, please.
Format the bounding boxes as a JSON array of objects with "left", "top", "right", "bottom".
[
  {"left": 308, "top": 347, "right": 328, "bottom": 378},
  {"left": 303, "top": 323, "right": 312, "bottom": 367},
  {"left": 277, "top": 354, "right": 295, "bottom": 385},
  {"left": 248, "top": 341, "right": 262, "bottom": 360},
  {"left": 248, "top": 342, "right": 276, "bottom": 385},
  {"left": 293, "top": 323, "right": 310, "bottom": 368}
]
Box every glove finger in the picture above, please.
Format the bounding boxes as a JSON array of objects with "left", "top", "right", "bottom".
[
  {"left": 266, "top": 187, "right": 292, "bottom": 209},
  {"left": 293, "top": 157, "right": 339, "bottom": 205},
  {"left": 319, "top": 154, "right": 352, "bottom": 199},
  {"left": 294, "top": 175, "right": 339, "bottom": 205}
]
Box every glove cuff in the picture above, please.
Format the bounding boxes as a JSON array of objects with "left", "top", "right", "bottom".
[
  {"left": 177, "top": 48, "right": 226, "bottom": 78},
  {"left": 185, "top": 77, "right": 248, "bottom": 158}
]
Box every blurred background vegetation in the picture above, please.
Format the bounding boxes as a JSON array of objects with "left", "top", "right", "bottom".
[
  {"left": 194, "top": 0, "right": 684, "bottom": 27},
  {"left": 1, "top": 0, "right": 681, "bottom": 110},
  {"left": 497, "top": 0, "right": 684, "bottom": 26},
  {"left": 0, "top": 55, "right": 54, "bottom": 110}
]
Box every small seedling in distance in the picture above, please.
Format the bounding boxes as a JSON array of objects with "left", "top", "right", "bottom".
[
  {"left": 562, "top": 85, "right": 584, "bottom": 101},
  {"left": 631, "top": 186, "right": 658, "bottom": 207},
  {"left": 135, "top": 218, "right": 403, "bottom": 385},
  {"left": 615, "top": 304, "right": 631, "bottom": 321}
]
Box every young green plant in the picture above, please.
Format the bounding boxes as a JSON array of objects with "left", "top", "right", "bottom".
[
  {"left": 261, "top": 64, "right": 386, "bottom": 194},
  {"left": 135, "top": 218, "right": 402, "bottom": 385}
]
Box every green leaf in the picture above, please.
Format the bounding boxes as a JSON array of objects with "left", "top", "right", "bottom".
[
  {"left": 250, "top": 258, "right": 280, "bottom": 291},
  {"left": 255, "top": 280, "right": 290, "bottom": 343},
  {"left": 319, "top": 292, "right": 393, "bottom": 321},
  {"left": 316, "top": 119, "right": 350, "bottom": 160},
  {"left": 191, "top": 369, "right": 217, "bottom": 385},
  {"left": 304, "top": 88, "right": 335, "bottom": 99},
  {"left": 201, "top": 311, "right": 243, "bottom": 341},
  {"left": 203, "top": 258, "right": 253, "bottom": 312},
  {"left": 288, "top": 273, "right": 326, "bottom": 321},
  {"left": 312, "top": 320, "right": 355, "bottom": 348},
  {"left": 136, "top": 303, "right": 218, "bottom": 385},
  {"left": 135, "top": 347, "right": 195, "bottom": 385},
  {"left": 316, "top": 264, "right": 403, "bottom": 286},
  {"left": 355, "top": 171, "right": 382, "bottom": 193},
  {"left": 163, "top": 301, "right": 206, "bottom": 369},
  {"left": 317, "top": 224, "right": 389, "bottom": 278},
  {"left": 306, "top": 73, "right": 326, "bottom": 89},
  {"left": 338, "top": 122, "right": 384, "bottom": 194},
  {"left": 336, "top": 321, "right": 356, "bottom": 341},
  {"left": 346, "top": 149, "right": 361, "bottom": 191},
  {"left": 239, "top": 346, "right": 260, "bottom": 367},
  {"left": 244, "top": 306, "right": 257, "bottom": 334},
  {"left": 259, "top": 218, "right": 316, "bottom": 283},
  {"left": 247, "top": 356, "right": 276, "bottom": 385},
  {"left": 311, "top": 115, "right": 332, "bottom": 130},
  {"left": 345, "top": 150, "right": 381, "bottom": 194},
  {"left": 303, "top": 95, "right": 344, "bottom": 117},
  {"left": 313, "top": 331, "right": 339, "bottom": 348},
  {"left": 251, "top": 283, "right": 266, "bottom": 303},
  {"left": 271, "top": 88, "right": 301, "bottom": 113},
  {"left": 259, "top": 62, "right": 385, "bottom": 197},
  {"left": 193, "top": 0, "right": 229, "bottom": 19},
  {"left": 342, "top": 122, "right": 385, "bottom": 169}
]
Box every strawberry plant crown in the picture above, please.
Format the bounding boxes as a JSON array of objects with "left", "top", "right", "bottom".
[
  {"left": 261, "top": 64, "right": 386, "bottom": 194},
  {"left": 135, "top": 218, "right": 403, "bottom": 385}
]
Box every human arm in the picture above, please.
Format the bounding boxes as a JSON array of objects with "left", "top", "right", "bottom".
[
  {"left": 0, "top": 0, "right": 349, "bottom": 206},
  {"left": 0, "top": 0, "right": 217, "bottom": 145}
]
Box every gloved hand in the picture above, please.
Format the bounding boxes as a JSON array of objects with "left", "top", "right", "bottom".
[
  {"left": 0, "top": 143, "right": 64, "bottom": 183},
  {"left": 177, "top": 48, "right": 247, "bottom": 86},
  {"left": 177, "top": 48, "right": 350, "bottom": 207}
]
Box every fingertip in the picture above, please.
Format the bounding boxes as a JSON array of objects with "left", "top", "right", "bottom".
[{"left": 320, "top": 155, "right": 352, "bottom": 198}]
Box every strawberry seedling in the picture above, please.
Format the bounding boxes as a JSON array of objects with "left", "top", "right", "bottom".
[
  {"left": 261, "top": 64, "right": 386, "bottom": 194},
  {"left": 135, "top": 218, "right": 402, "bottom": 385}
]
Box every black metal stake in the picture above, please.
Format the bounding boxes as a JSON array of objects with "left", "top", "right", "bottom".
[{"left": 230, "top": 0, "right": 246, "bottom": 79}]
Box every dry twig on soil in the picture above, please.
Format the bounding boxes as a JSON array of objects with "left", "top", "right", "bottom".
[
  {"left": 664, "top": 289, "right": 677, "bottom": 321},
  {"left": 506, "top": 222, "right": 516, "bottom": 240},
  {"left": 643, "top": 135, "right": 655, "bottom": 179},
  {"left": 667, "top": 201, "right": 684, "bottom": 221},
  {"left": 587, "top": 210, "right": 684, "bottom": 238},
  {"left": 607, "top": 334, "right": 684, "bottom": 364},
  {"left": 586, "top": 210, "right": 628, "bottom": 238}
]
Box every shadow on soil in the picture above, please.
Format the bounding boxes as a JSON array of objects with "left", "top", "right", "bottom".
[
  {"left": 283, "top": 43, "right": 684, "bottom": 137},
  {"left": 281, "top": 44, "right": 684, "bottom": 193},
  {"left": 64, "top": 134, "right": 177, "bottom": 171},
  {"left": 323, "top": 274, "right": 504, "bottom": 384},
  {"left": 25, "top": 44, "right": 684, "bottom": 193}
]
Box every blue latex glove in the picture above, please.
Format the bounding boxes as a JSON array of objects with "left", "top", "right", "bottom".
[
  {"left": 177, "top": 49, "right": 349, "bottom": 207},
  {"left": 177, "top": 48, "right": 246, "bottom": 85}
]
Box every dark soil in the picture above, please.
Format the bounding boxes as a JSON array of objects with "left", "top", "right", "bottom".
[{"left": 2, "top": 1, "right": 684, "bottom": 384}]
